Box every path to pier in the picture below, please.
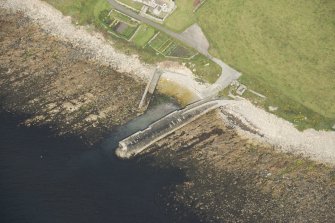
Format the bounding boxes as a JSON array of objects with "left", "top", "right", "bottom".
[{"left": 138, "top": 69, "right": 162, "bottom": 110}]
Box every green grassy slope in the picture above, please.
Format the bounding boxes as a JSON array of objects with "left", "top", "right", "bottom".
[
  {"left": 45, "top": 0, "right": 111, "bottom": 25},
  {"left": 197, "top": 0, "right": 335, "bottom": 119}
]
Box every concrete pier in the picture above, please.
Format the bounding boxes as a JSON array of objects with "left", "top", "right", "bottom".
[
  {"left": 116, "top": 99, "right": 227, "bottom": 159},
  {"left": 138, "top": 68, "right": 162, "bottom": 111}
]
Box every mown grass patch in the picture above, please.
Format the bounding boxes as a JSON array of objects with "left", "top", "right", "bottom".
[{"left": 132, "top": 24, "right": 156, "bottom": 47}]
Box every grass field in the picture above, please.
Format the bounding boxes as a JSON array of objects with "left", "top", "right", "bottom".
[{"left": 196, "top": 0, "right": 335, "bottom": 126}]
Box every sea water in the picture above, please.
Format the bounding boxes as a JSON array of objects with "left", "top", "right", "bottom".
[{"left": 0, "top": 98, "right": 201, "bottom": 223}]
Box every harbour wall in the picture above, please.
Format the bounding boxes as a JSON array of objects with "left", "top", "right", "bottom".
[{"left": 116, "top": 99, "right": 228, "bottom": 158}]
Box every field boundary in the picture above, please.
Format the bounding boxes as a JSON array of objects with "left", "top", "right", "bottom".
[{"left": 193, "top": 0, "right": 208, "bottom": 12}]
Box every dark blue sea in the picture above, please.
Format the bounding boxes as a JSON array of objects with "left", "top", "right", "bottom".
[{"left": 0, "top": 103, "right": 200, "bottom": 223}]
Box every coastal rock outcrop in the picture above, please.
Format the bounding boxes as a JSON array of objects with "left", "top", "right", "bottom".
[
  {"left": 0, "top": 10, "right": 145, "bottom": 144},
  {"left": 143, "top": 110, "right": 335, "bottom": 222}
]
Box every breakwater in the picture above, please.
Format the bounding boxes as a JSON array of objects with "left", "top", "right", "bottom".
[{"left": 116, "top": 99, "right": 227, "bottom": 158}]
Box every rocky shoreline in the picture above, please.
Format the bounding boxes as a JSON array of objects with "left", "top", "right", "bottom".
[
  {"left": 141, "top": 110, "right": 335, "bottom": 222},
  {"left": 0, "top": 10, "right": 145, "bottom": 144},
  {"left": 1, "top": 2, "right": 335, "bottom": 222}
]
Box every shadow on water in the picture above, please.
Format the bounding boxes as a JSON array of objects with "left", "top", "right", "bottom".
[
  {"left": 101, "top": 101, "right": 180, "bottom": 151},
  {"left": 0, "top": 97, "right": 201, "bottom": 222}
]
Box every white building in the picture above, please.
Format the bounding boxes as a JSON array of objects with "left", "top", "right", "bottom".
[{"left": 134, "top": 0, "right": 175, "bottom": 14}]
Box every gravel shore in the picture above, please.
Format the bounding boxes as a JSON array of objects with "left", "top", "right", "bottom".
[{"left": 221, "top": 99, "right": 335, "bottom": 166}]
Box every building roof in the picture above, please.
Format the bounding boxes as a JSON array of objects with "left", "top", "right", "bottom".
[{"left": 141, "top": 0, "right": 173, "bottom": 7}]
